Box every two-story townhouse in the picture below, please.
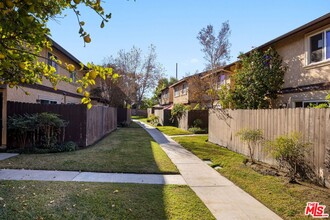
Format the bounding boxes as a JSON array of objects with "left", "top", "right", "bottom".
[
  {"left": 0, "top": 38, "right": 90, "bottom": 147},
  {"left": 167, "top": 65, "right": 234, "bottom": 108},
  {"left": 238, "top": 13, "right": 330, "bottom": 108}
]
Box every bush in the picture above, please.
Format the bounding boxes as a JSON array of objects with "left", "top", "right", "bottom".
[
  {"left": 171, "top": 104, "right": 189, "bottom": 122},
  {"left": 236, "top": 128, "right": 263, "bottom": 163},
  {"left": 147, "top": 114, "right": 159, "bottom": 126},
  {"left": 266, "top": 132, "right": 314, "bottom": 183},
  {"left": 52, "top": 141, "right": 78, "bottom": 152},
  {"left": 8, "top": 112, "right": 68, "bottom": 150},
  {"left": 193, "top": 119, "right": 203, "bottom": 128}
]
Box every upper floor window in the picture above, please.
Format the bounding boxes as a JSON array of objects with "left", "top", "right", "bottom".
[
  {"left": 182, "top": 83, "right": 188, "bottom": 95},
  {"left": 48, "top": 52, "right": 58, "bottom": 73},
  {"left": 70, "top": 71, "right": 77, "bottom": 83},
  {"left": 217, "top": 74, "right": 229, "bottom": 89},
  {"left": 162, "top": 91, "right": 168, "bottom": 99},
  {"left": 174, "top": 86, "right": 180, "bottom": 97},
  {"left": 309, "top": 30, "right": 330, "bottom": 64}
]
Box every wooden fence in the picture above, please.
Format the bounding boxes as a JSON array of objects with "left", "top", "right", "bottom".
[
  {"left": 208, "top": 108, "right": 330, "bottom": 184},
  {"left": 117, "top": 108, "right": 132, "bottom": 125},
  {"left": 131, "top": 109, "right": 147, "bottom": 117},
  {"left": 178, "top": 110, "right": 208, "bottom": 131},
  {"left": 154, "top": 109, "right": 173, "bottom": 126},
  {"left": 7, "top": 102, "right": 117, "bottom": 147}
]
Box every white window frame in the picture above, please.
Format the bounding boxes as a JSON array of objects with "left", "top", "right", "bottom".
[{"left": 307, "top": 28, "right": 330, "bottom": 65}]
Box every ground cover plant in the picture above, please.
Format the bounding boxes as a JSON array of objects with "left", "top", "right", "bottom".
[
  {"left": 173, "top": 135, "right": 330, "bottom": 220},
  {"left": 0, "top": 181, "right": 214, "bottom": 220},
  {"left": 0, "top": 122, "right": 178, "bottom": 174}
]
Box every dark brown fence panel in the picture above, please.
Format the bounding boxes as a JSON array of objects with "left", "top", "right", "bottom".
[
  {"left": 178, "top": 110, "right": 209, "bottom": 130},
  {"left": 7, "top": 101, "right": 87, "bottom": 147},
  {"left": 117, "top": 108, "right": 131, "bottom": 125}
]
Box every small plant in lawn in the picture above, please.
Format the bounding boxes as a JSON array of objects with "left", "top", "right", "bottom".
[
  {"left": 266, "top": 132, "right": 314, "bottom": 183},
  {"left": 236, "top": 128, "right": 263, "bottom": 163}
]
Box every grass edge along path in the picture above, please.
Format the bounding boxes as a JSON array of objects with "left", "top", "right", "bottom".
[
  {"left": 0, "top": 122, "right": 178, "bottom": 174},
  {"left": 135, "top": 118, "right": 192, "bottom": 136},
  {"left": 172, "top": 135, "right": 330, "bottom": 220},
  {"left": 0, "top": 180, "right": 215, "bottom": 220}
]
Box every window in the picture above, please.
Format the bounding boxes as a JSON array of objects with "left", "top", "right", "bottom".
[
  {"left": 294, "top": 100, "right": 328, "bottom": 108},
  {"left": 162, "top": 91, "right": 168, "bottom": 99},
  {"left": 38, "top": 99, "right": 57, "bottom": 104},
  {"left": 70, "top": 71, "right": 76, "bottom": 83},
  {"left": 48, "top": 52, "right": 58, "bottom": 73},
  {"left": 182, "top": 83, "right": 188, "bottom": 95},
  {"left": 309, "top": 30, "right": 330, "bottom": 64},
  {"left": 174, "top": 86, "right": 180, "bottom": 97},
  {"left": 217, "top": 74, "right": 229, "bottom": 89}
]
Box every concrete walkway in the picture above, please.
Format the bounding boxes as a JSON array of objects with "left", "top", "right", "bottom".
[
  {"left": 135, "top": 120, "right": 282, "bottom": 220},
  {"left": 0, "top": 169, "right": 186, "bottom": 185}
]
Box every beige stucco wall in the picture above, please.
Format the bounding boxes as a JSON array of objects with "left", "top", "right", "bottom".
[
  {"left": 274, "top": 23, "right": 330, "bottom": 105},
  {"left": 7, "top": 86, "right": 81, "bottom": 104},
  {"left": 276, "top": 25, "right": 330, "bottom": 89},
  {"left": 38, "top": 47, "right": 85, "bottom": 95}
]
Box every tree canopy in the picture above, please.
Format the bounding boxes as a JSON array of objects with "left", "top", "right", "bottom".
[
  {"left": 232, "top": 47, "right": 287, "bottom": 109},
  {"left": 0, "top": 0, "right": 116, "bottom": 108},
  {"left": 102, "top": 45, "right": 164, "bottom": 109}
]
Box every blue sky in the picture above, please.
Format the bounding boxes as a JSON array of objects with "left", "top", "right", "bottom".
[{"left": 48, "top": 0, "right": 330, "bottom": 79}]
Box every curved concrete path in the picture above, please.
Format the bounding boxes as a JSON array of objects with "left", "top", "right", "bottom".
[{"left": 135, "top": 120, "right": 282, "bottom": 220}]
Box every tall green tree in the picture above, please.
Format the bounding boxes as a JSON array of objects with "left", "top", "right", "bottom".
[
  {"left": 0, "top": 0, "right": 116, "bottom": 108},
  {"left": 232, "top": 47, "right": 287, "bottom": 109}
]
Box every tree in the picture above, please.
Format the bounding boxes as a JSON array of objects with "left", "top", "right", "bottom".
[
  {"left": 197, "top": 21, "right": 231, "bottom": 70},
  {"left": 196, "top": 21, "right": 231, "bottom": 108},
  {"left": 232, "top": 47, "right": 287, "bottom": 109},
  {"left": 236, "top": 128, "right": 263, "bottom": 164},
  {"left": 108, "top": 45, "right": 164, "bottom": 109},
  {"left": 0, "top": 1, "right": 115, "bottom": 108},
  {"left": 188, "top": 74, "right": 210, "bottom": 109}
]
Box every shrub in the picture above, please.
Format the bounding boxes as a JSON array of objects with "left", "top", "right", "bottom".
[
  {"left": 170, "top": 103, "right": 188, "bottom": 122},
  {"left": 236, "top": 128, "right": 263, "bottom": 163},
  {"left": 7, "top": 112, "right": 68, "bottom": 150},
  {"left": 55, "top": 141, "right": 78, "bottom": 152},
  {"left": 193, "top": 119, "right": 203, "bottom": 128},
  {"left": 266, "top": 132, "right": 313, "bottom": 183}
]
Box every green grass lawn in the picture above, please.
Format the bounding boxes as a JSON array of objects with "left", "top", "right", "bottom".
[
  {"left": 0, "top": 180, "right": 215, "bottom": 220},
  {"left": 134, "top": 118, "right": 192, "bottom": 136},
  {"left": 0, "top": 123, "right": 178, "bottom": 174},
  {"left": 156, "top": 126, "right": 192, "bottom": 136},
  {"left": 173, "top": 135, "right": 330, "bottom": 220}
]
